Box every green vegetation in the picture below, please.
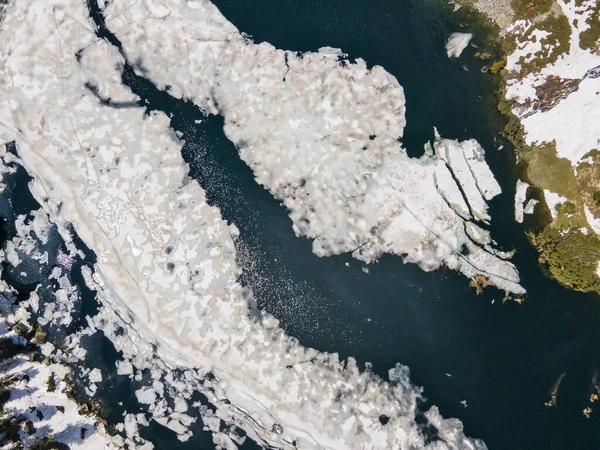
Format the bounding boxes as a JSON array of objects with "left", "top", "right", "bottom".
[
  {"left": 23, "top": 419, "right": 36, "bottom": 435},
  {"left": 501, "top": 10, "right": 572, "bottom": 77},
  {"left": 490, "top": 57, "right": 507, "bottom": 74},
  {"left": 593, "top": 191, "right": 600, "bottom": 207},
  {"left": 524, "top": 141, "right": 590, "bottom": 230},
  {"left": 526, "top": 142, "right": 578, "bottom": 198},
  {"left": 454, "top": 0, "right": 600, "bottom": 295},
  {"left": 0, "top": 416, "right": 24, "bottom": 446},
  {"left": 556, "top": 201, "right": 576, "bottom": 216},
  {"left": 518, "top": 142, "right": 600, "bottom": 294},
  {"left": 497, "top": 83, "right": 533, "bottom": 155},
  {"left": 579, "top": 3, "right": 600, "bottom": 51},
  {"left": 32, "top": 323, "right": 46, "bottom": 345},
  {"left": 511, "top": 0, "right": 553, "bottom": 20},
  {"left": 531, "top": 227, "right": 600, "bottom": 292},
  {"left": 517, "top": 14, "right": 572, "bottom": 75},
  {"left": 475, "top": 51, "right": 492, "bottom": 59},
  {"left": 575, "top": 149, "right": 600, "bottom": 216}
]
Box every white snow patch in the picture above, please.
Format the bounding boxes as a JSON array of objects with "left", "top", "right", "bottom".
[
  {"left": 543, "top": 190, "right": 569, "bottom": 219},
  {"left": 505, "top": 0, "right": 600, "bottom": 166},
  {"left": 445, "top": 32, "right": 473, "bottom": 58},
  {"left": 584, "top": 205, "right": 600, "bottom": 234},
  {"left": 514, "top": 180, "right": 529, "bottom": 223},
  {"left": 88, "top": 368, "right": 103, "bottom": 383},
  {"left": 524, "top": 198, "right": 539, "bottom": 215}
]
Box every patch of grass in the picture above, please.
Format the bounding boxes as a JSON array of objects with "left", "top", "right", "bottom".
[
  {"left": 580, "top": 2, "right": 600, "bottom": 52},
  {"left": 525, "top": 142, "right": 579, "bottom": 199},
  {"left": 530, "top": 227, "right": 600, "bottom": 292},
  {"left": 582, "top": 149, "right": 600, "bottom": 160},
  {"left": 511, "top": 0, "right": 553, "bottom": 20},
  {"left": 556, "top": 201, "right": 576, "bottom": 216},
  {"left": 524, "top": 141, "right": 588, "bottom": 230},
  {"left": 502, "top": 12, "right": 572, "bottom": 77},
  {"left": 469, "top": 275, "right": 496, "bottom": 294},
  {"left": 518, "top": 13, "right": 572, "bottom": 75},
  {"left": 0, "top": 416, "right": 24, "bottom": 444},
  {"left": 32, "top": 323, "right": 46, "bottom": 345},
  {"left": 475, "top": 51, "right": 493, "bottom": 60},
  {"left": 523, "top": 145, "right": 600, "bottom": 294},
  {"left": 575, "top": 149, "right": 600, "bottom": 215},
  {"left": 23, "top": 419, "right": 36, "bottom": 435}
]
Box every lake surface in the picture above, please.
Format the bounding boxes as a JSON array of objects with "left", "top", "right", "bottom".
[
  {"left": 3, "top": 0, "right": 600, "bottom": 449},
  {"left": 197, "top": 0, "right": 600, "bottom": 448}
]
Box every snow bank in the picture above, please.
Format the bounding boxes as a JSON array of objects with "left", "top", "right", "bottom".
[
  {"left": 104, "top": 0, "right": 522, "bottom": 294},
  {"left": 543, "top": 190, "right": 569, "bottom": 219},
  {"left": 445, "top": 32, "right": 473, "bottom": 58},
  {"left": 0, "top": 0, "right": 489, "bottom": 448},
  {"left": 514, "top": 180, "right": 529, "bottom": 223},
  {"left": 585, "top": 205, "right": 600, "bottom": 234}
]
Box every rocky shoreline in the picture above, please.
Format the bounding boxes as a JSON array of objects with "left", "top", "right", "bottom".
[{"left": 454, "top": 0, "right": 600, "bottom": 294}]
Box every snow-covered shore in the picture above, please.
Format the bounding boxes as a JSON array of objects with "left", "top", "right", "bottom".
[
  {"left": 0, "top": 319, "right": 113, "bottom": 449},
  {"left": 459, "top": 0, "right": 600, "bottom": 290},
  {"left": 504, "top": 0, "right": 600, "bottom": 167}
]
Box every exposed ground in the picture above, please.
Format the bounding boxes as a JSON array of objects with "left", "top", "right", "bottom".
[{"left": 455, "top": 0, "right": 600, "bottom": 293}]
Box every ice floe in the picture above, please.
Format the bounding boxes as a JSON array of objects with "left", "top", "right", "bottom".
[
  {"left": 523, "top": 198, "right": 539, "bottom": 216},
  {"left": 514, "top": 180, "right": 529, "bottom": 223},
  {"left": 445, "top": 32, "right": 473, "bottom": 58}
]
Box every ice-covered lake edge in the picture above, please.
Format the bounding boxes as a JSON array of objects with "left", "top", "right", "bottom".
[{"left": 0, "top": 0, "right": 526, "bottom": 447}]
